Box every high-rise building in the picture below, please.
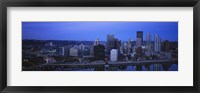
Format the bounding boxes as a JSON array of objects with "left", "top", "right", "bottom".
[
  {"left": 136, "top": 38, "right": 142, "bottom": 47},
  {"left": 110, "top": 49, "right": 118, "bottom": 61},
  {"left": 83, "top": 45, "right": 90, "bottom": 56},
  {"left": 106, "top": 34, "right": 115, "bottom": 54},
  {"left": 154, "top": 34, "right": 161, "bottom": 52},
  {"left": 123, "top": 42, "right": 128, "bottom": 55},
  {"left": 114, "top": 38, "right": 120, "bottom": 50},
  {"left": 78, "top": 44, "right": 85, "bottom": 56},
  {"left": 114, "top": 38, "right": 118, "bottom": 48},
  {"left": 136, "top": 31, "right": 143, "bottom": 47},
  {"left": 120, "top": 45, "right": 124, "bottom": 54},
  {"left": 127, "top": 39, "right": 133, "bottom": 54},
  {"left": 90, "top": 45, "right": 94, "bottom": 56},
  {"left": 94, "top": 44, "right": 105, "bottom": 61},
  {"left": 106, "top": 34, "right": 120, "bottom": 54},
  {"left": 94, "top": 38, "right": 100, "bottom": 46},
  {"left": 146, "top": 33, "right": 151, "bottom": 52}
]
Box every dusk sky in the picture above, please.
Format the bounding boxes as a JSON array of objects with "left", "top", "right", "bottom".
[{"left": 22, "top": 22, "right": 178, "bottom": 41}]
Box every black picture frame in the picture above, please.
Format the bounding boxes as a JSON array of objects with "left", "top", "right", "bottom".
[{"left": 0, "top": 0, "right": 200, "bottom": 93}]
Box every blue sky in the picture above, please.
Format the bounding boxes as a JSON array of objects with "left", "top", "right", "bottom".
[{"left": 22, "top": 22, "right": 178, "bottom": 41}]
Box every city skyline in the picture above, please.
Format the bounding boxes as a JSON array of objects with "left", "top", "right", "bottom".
[
  {"left": 22, "top": 22, "right": 178, "bottom": 41},
  {"left": 22, "top": 22, "right": 178, "bottom": 71}
]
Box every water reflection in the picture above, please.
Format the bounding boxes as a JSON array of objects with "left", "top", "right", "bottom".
[
  {"left": 53, "top": 63, "right": 178, "bottom": 71},
  {"left": 124, "top": 64, "right": 178, "bottom": 71}
]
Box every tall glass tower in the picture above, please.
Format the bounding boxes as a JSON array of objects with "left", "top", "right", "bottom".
[
  {"left": 136, "top": 31, "right": 143, "bottom": 47},
  {"left": 154, "top": 34, "right": 161, "bottom": 52},
  {"left": 146, "top": 32, "right": 151, "bottom": 52}
]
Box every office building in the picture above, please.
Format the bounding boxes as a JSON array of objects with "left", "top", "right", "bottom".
[
  {"left": 120, "top": 45, "right": 124, "bottom": 54},
  {"left": 78, "top": 44, "right": 85, "bottom": 56},
  {"left": 154, "top": 34, "right": 161, "bottom": 52},
  {"left": 106, "top": 34, "right": 117, "bottom": 54},
  {"left": 146, "top": 32, "right": 151, "bottom": 52},
  {"left": 90, "top": 45, "right": 94, "bottom": 56},
  {"left": 94, "top": 38, "right": 100, "bottom": 46},
  {"left": 127, "top": 39, "right": 133, "bottom": 54},
  {"left": 110, "top": 49, "right": 118, "bottom": 61},
  {"left": 106, "top": 34, "right": 115, "bottom": 54},
  {"left": 136, "top": 38, "right": 142, "bottom": 47},
  {"left": 94, "top": 44, "right": 105, "bottom": 61},
  {"left": 136, "top": 31, "right": 143, "bottom": 47}
]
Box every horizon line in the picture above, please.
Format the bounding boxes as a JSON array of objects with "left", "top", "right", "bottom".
[{"left": 22, "top": 39, "right": 178, "bottom": 42}]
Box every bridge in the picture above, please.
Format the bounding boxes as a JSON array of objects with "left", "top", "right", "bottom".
[{"left": 23, "top": 59, "right": 178, "bottom": 71}]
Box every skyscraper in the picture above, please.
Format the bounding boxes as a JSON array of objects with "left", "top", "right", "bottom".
[
  {"left": 136, "top": 31, "right": 143, "bottom": 47},
  {"left": 154, "top": 34, "right": 161, "bottom": 52},
  {"left": 146, "top": 32, "right": 151, "bottom": 52},
  {"left": 127, "top": 39, "right": 133, "bottom": 54},
  {"left": 106, "top": 34, "right": 119, "bottom": 54},
  {"left": 136, "top": 38, "right": 142, "bottom": 47},
  {"left": 123, "top": 42, "right": 128, "bottom": 55},
  {"left": 78, "top": 44, "right": 85, "bottom": 56},
  {"left": 120, "top": 45, "right": 124, "bottom": 54},
  {"left": 94, "top": 38, "right": 100, "bottom": 46},
  {"left": 94, "top": 44, "right": 105, "bottom": 61},
  {"left": 90, "top": 45, "right": 94, "bottom": 56},
  {"left": 114, "top": 38, "right": 120, "bottom": 50}
]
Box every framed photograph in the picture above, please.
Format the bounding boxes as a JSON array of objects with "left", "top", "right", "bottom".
[{"left": 0, "top": 0, "right": 200, "bottom": 93}]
